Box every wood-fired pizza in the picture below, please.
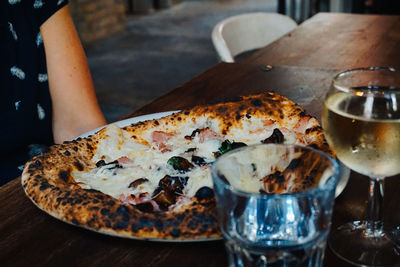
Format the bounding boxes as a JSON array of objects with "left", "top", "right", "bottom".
[{"left": 21, "top": 92, "right": 330, "bottom": 241}]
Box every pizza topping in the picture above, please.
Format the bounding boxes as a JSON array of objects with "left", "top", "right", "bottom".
[
  {"left": 152, "top": 131, "right": 175, "bottom": 152},
  {"left": 95, "top": 160, "right": 122, "bottom": 170},
  {"left": 191, "top": 155, "right": 207, "bottom": 166},
  {"left": 168, "top": 195, "right": 193, "bottom": 211},
  {"left": 262, "top": 128, "right": 284, "bottom": 144},
  {"left": 185, "top": 147, "right": 197, "bottom": 153},
  {"left": 218, "top": 140, "right": 247, "bottom": 155},
  {"left": 152, "top": 175, "right": 189, "bottom": 210},
  {"left": 167, "top": 156, "right": 194, "bottom": 173},
  {"left": 194, "top": 186, "right": 214, "bottom": 201},
  {"left": 198, "top": 128, "right": 223, "bottom": 143},
  {"left": 185, "top": 128, "right": 222, "bottom": 143},
  {"left": 128, "top": 178, "right": 149, "bottom": 189},
  {"left": 184, "top": 129, "right": 201, "bottom": 140},
  {"left": 96, "top": 160, "right": 107, "bottom": 167},
  {"left": 117, "top": 156, "right": 134, "bottom": 165}
]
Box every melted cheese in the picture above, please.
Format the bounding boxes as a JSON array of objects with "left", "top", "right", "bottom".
[{"left": 73, "top": 116, "right": 311, "bottom": 206}]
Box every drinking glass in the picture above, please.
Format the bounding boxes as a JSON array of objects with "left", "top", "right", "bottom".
[
  {"left": 211, "top": 144, "right": 340, "bottom": 267},
  {"left": 322, "top": 67, "right": 400, "bottom": 266}
]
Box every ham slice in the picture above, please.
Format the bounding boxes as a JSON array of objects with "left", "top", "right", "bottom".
[
  {"left": 198, "top": 128, "right": 223, "bottom": 143},
  {"left": 152, "top": 131, "right": 175, "bottom": 153}
]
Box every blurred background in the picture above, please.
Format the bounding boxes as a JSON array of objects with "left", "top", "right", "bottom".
[{"left": 68, "top": 0, "right": 400, "bottom": 122}]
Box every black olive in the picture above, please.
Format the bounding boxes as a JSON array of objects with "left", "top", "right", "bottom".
[
  {"left": 184, "top": 129, "right": 201, "bottom": 140},
  {"left": 128, "top": 178, "right": 149, "bottom": 189},
  {"left": 195, "top": 187, "right": 214, "bottom": 201},
  {"left": 262, "top": 128, "right": 284, "bottom": 144},
  {"left": 96, "top": 160, "right": 122, "bottom": 170},
  {"left": 96, "top": 160, "right": 106, "bottom": 167},
  {"left": 185, "top": 147, "right": 197, "bottom": 153},
  {"left": 167, "top": 156, "right": 194, "bottom": 173},
  {"left": 191, "top": 155, "right": 207, "bottom": 166},
  {"left": 106, "top": 161, "right": 123, "bottom": 170}
]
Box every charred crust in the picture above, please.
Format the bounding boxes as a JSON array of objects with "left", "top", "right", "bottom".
[
  {"left": 59, "top": 170, "right": 70, "bottom": 182},
  {"left": 155, "top": 220, "right": 163, "bottom": 231},
  {"left": 235, "top": 113, "right": 241, "bottom": 120},
  {"left": 306, "top": 126, "right": 322, "bottom": 134},
  {"left": 39, "top": 182, "right": 50, "bottom": 191},
  {"left": 154, "top": 120, "right": 159, "bottom": 125},
  {"left": 184, "top": 111, "right": 190, "bottom": 115},
  {"left": 177, "top": 117, "right": 182, "bottom": 121},
  {"left": 73, "top": 161, "right": 84, "bottom": 171},
  {"left": 64, "top": 150, "right": 71, "bottom": 156},
  {"left": 113, "top": 221, "right": 129, "bottom": 230},
  {"left": 251, "top": 98, "right": 263, "bottom": 107},
  {"left": 216, "top": 106, "right": 227, "bottom": 113},
  {"left": 135, "top": 203, "right": 154, "bottom": 213},
  {"left": 170, "top": 228, "right": 181, "bottom": 237},
  {"left": 73, "top": 146, "right": 78, "bottom": 152}
]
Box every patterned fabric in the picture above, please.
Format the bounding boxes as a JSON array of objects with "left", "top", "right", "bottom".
[{"left": 1, "top": 0, "right": 68, "bottom": 185}]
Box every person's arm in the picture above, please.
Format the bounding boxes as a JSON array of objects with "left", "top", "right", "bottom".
[{"left": 40, "top": 5, "right": 106, "bottom": 144}]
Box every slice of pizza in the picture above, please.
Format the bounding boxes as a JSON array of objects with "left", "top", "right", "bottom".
[{"left": 21, "top": 92, "right": 331, "bottom": 240}]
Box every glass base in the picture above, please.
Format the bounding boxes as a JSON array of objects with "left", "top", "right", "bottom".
[{"left": 329, "top": 221, "right": 400, "bottom": 266}]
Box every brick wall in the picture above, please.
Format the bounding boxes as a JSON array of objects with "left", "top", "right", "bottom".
[{"left": 69, "top": 0, "right": 126, "bottom": 44}]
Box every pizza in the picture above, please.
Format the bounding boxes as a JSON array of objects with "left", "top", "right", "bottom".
[{"left": 21, "top": 92, "right": 330, "bottom": 241}]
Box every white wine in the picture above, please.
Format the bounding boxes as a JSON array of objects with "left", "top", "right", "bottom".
[{"left": 322, "top": 92, "right": 400, "bottom": 178}]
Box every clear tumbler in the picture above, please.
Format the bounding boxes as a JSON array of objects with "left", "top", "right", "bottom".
[{"left": 211, "top": 144, "right": 340, "bottom": 267}]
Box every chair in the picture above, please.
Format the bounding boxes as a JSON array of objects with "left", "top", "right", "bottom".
[{"left": 211, "top": 12, "right": 297, "bottom": 63}]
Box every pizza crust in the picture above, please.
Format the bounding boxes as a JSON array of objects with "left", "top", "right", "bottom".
[{"left": 21, "top": 92, "right": 331, "bottom": 240}]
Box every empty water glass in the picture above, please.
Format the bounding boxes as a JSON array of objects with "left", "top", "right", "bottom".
[{"left": 211, "top": 144, "right": 340, "bottom": 267}]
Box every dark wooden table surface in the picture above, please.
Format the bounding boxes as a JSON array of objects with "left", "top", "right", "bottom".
[{"left": 1, "top": 13, "right": 400, "bottom": 266}]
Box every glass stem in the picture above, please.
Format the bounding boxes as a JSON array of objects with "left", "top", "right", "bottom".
[{"left": 365, "top": 177, "right": 385, "bottom": 237}]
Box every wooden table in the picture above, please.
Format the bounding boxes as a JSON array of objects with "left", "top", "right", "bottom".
[{"left": 1, "top": 13, "right": 400, "bottom": 266}]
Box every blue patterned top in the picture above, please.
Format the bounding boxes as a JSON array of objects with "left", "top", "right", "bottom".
[{"left": 1, "top": 0, "right": 68, "bottom": 185}]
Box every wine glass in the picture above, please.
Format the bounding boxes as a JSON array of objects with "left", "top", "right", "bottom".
[{"left": 322, "top": 67, "right": 400, "bottom": 266}]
